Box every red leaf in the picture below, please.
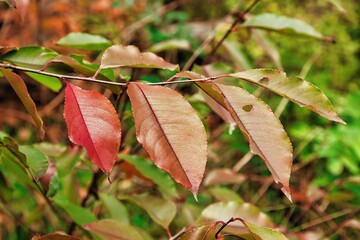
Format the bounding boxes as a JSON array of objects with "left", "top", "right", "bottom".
[
  {"left": 64, "top": 82, "right": 121, "bottom": 173},
  {"left": 127, "top": 83, "right": 207, "bottom": 198},
  {"left": 0, "top": 67, "right": 45, "bottom": 139}
]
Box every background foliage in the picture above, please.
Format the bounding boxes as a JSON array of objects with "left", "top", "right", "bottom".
[{"left": 0, "top": 0, "right": 359, "bottom": 239}]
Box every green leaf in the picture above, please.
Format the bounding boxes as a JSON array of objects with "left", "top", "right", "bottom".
[
  {"left": 19, "top": 145, "right": 48, "bottom": 178},
  {"left": 119, "top": 154, "right": 178, "bottom": 198},
  {"left": 240, "top": 219, "right": 289, "bottom": 240},
  {"left": 99, "top": 193, "right": 129, "bottom": 223},
  {"left": 0, "top": 46, "right": 58, "bottom": 69},
  {"left": 48, "top": 55, "right": 115, "bottom": 81},
  {"left": 55, "top": 147, "right": 81, "bottom": 178},
  {"left": 208, "top": 187, "right": 244, "bottom": 203},
  {"left": 44, "top": 55, "right": 120, "bottom": 93},
  {"left": 0, "top": 144, "right": 35, "bottom": 188},
  {"left": 229, "top": 69, "right": 345, "bottom": 124},
  {"left": 242, "top": 13, "right": 324, "bottom": 40},
  {"left": 0, "top": 68, "right": 45, "bottom": 139},
  {"left": 53, "top": 195, "right": 97, "bottom": 225},
  {"left": 148, "top": 39, "right": 192, "bottom": 52},
  {"left": 84, "top": 219, "right": 148, "bottom": 240},
  {"left": 25, "top": 72, "right": 62, "bottom": 92},
  {"left": 119, "top": 193, "right": 177, "bottom": 229},
  {"left": 57, "top": 32, "right": 112, "bottom": 51},
  {"left": 100, "top": 45, "right": 180, "bottom": 71},
  {"left": 197, "top": 201, "right": 274, "bottom": 235}
]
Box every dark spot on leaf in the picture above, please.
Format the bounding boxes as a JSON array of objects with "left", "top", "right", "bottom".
[
  {"left": 242, "top": 105, "right": 253, "bottom": 112},
  {"left": 259, "top": 77, "right": 269, "bottom": 85}
]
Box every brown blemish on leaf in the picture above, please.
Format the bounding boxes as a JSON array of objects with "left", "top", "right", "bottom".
[
  {"left": 242, "top": 105, "right": 253, "bottom": 112},
  {"left": 259, "top": 77, "right": 269, "bottom": 85}
]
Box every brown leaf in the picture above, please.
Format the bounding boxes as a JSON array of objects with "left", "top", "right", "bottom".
[
  {"left": 100, "top": 45, "right": 179, "bottom": 71},
  {"left": 199, "top": 82, "right": 293, "bottom": 200},
  {"left": 127, "top": 82, "right": 207, "bottom": 197},
  {"left": 0, "top": 67, "right": 45, "bottom": 139}
]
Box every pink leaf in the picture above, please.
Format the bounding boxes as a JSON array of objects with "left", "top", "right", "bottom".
[
  {"left": 127, "top": 83, "right": 207, "bottom": 198},
  {"left": 64, "top": 82, "right": 121, "bottom": 173}
]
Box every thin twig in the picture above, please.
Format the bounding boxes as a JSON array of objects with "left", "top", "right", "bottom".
[
  {"left": 0, "top": 63, "right": 127, "bottom": 86},
  {"left": 0, "top": 63, "right": 220, "bottom": 87},
  {"left": 291, "top": 209, "right": 352, "bottom": 232},
  {"left": 208, "top": 0, "right": 260, "bottom": 58},
  {"left": 324, "top": 207, "right": 360, "bottom": 238}
]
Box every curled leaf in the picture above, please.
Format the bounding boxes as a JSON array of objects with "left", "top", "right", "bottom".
[
  {"left": 64, "top": 82, "right": 121, "bottom": 173},
  {"left": 0, "top": 67, "right": 45, "bottom": 139},
  {"left": 100, "top": 45, "right": 179, "bottom": 71},
  {"left": 127, "top": 83, "right": 207, "bottom": 197}
]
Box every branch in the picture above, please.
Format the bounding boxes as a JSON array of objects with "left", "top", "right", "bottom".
[
  {"left": 0, "top": 63, "right": 219, "bottom": 86},
  {"left": 0, "top": 63, "right": 127, "bottom": 86}
]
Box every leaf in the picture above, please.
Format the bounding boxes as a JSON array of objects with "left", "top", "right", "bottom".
[
  {"left": 175, "top": 71, "right": 236, "bottom": 132},
  {"left": 197, "top": 201, "right": 274, "bottom": 235},
  {"left": 119, "top": 154, "right": 178, "bottom": 198},
  {"left": 84, "top": 219, "right": 147, "bottom": 240},
  {"left": 0, "top": 46, "right": 58, "bottom": 69},
  {"left": 240, "top": 219, "right": 289, "bottom": 240},
  {"left": 19, "top": 145, "right": 48, "bottom": 178},
  {"left": 208, "top": 187, "right": 244, "bottom": 202},
  {"left": 119, "top": 193, "right": 177, "bottom": 229},
  {"left": 229, "top": 69, "right": 345, "bottom": 124},
  {"left": 31, "top": 233, "right": 80, "bottom": 240},
  {"left": 0, "top": 143, "right": 36, "bottom": 188},
  {"left": 177, "top": 224, "right": 217, "bottom": 240},
  {"left": 25, "top": 72, "right": 62, "bottom": 92},
  {"left": 99, "top": 193, "right": 129, "bottom": 223},
  {"left": 53, "top": 195, "right": 97, "bottom": 226},
  {"left": 148, "top": 39, "right": 192, "bottom": 53},
  {"left": 48, "top": 55, "right": 114, "bottom": 81},
  {"left": 64, "top": 82, "right": 121, "bottom": 173},
  {"left": 0, "top": 68, "right": 45, "bottom": 139},
  {"left": 204, "top": 169, "right": 246, "bottom": 186},
  {"left": 45, "top": 55, "right": 120, "bottom": 93},
  {"left": 199, "top": 82, "right": 293, "bottom": 200},
  {"left": 100, "top": 45, "right": 179, "bottom": 71},
  {"left": 127, "top": 83, "right": 207, "bottom": 197},
  {"left": 242, "top": 13, "right": 324, "bottom": 40},
  {"left": 57, "top": 32, "right": 112, "bottom": 51}
]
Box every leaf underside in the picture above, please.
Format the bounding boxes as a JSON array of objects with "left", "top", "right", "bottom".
[
  {"left": 127, "top": 82, "right": 207, "bottom": 197},
  {"left": 64, "top": 82, "right": 121, "bottom": 173},
  {"left": 199, "top": 82, "right": 293, "bottom": 200},
  {"left": 230, "top": 69, "right": 345, "bottom": 124},
  {"left": 100, "top": 44, "right": 179, "bottom": 71}
]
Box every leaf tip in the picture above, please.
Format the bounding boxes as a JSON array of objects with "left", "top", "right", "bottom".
[
  {"left": 280, "top": 184, "right": 292, "bottom": 203},
  {"left": 192, "top": 191, "right": 199, "bottom": 203}
]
